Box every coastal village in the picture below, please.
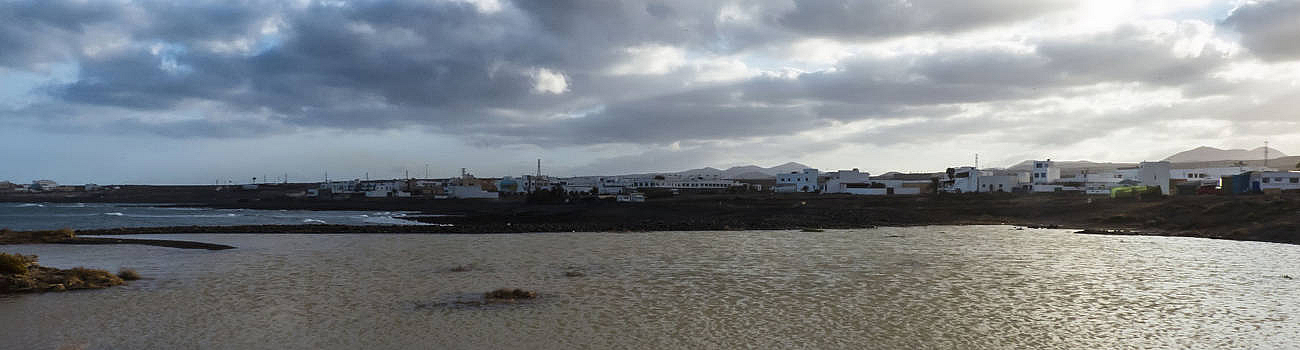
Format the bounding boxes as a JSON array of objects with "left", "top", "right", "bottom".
[{"left": 4, "top": 147, "right": 1299, "bottom": 202}]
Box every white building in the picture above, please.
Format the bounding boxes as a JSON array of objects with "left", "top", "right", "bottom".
[
  {"left": 1254, "top": 171, "right": 1300, "bottom": 191},
  {"left": 31, "top": 180, "right": 58, "bottom": 192},
  {"left": 1172, "top": 166, "right": 1274, "bottom": 187},
  {"left": 940, "top": 167, "right": 979, "bottom": 193},
  {"left": 774, "top": 169, "right": 821, "bottom": 192},
  {"left": 595, "top": 175, "right": 741, "bottom": 194},
  {"left": 977, "top": 175, "right": 1019, "bottom": 193},
  {"left": 822, "top": 169, "right": 871, "bottom": 194},
  {"left": 363, "top": 181, "right": 411, "bottom": 198},
  {"left": 1031, "top": 160, "right": 1060, "bottom": 184},
  {"left": 1138, "top": 161, "right": 1172, "bottom": 195},
  {"left": 616, "top": 192, "right": 646, "bottom": 202},
  {"left": 1055, "top": 171, "right": 1125, "bottom": 195}
]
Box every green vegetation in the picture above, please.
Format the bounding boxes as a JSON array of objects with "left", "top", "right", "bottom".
[
  {"left": 0, "top": 253, "right": 36, "bottom": 275},
  {"left": 0, "top": 228, "right": 76, "bottom": 244},
  {"left": 1, "top": 253, "right": 128, "bottom": 294}
]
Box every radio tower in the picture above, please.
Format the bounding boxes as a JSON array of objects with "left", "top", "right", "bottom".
[{"left": 1264, "top": 140, "right": 1269, "bottom": 167}]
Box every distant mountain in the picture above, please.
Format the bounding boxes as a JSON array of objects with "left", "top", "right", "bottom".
[
  {"left": 1163, "top": 146, "right": 1286, "bottom": 163},
  {"left": 675, "top": 162, "right": 813, "bottom": 179},
  {"left": 767, "top": 162, "right": 813, "bottom": 175}
]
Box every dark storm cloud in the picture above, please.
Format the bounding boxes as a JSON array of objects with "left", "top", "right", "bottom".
[
  {"left": 0, "top": 0, "right": 1270, "bottom": 150},
  {"left": 0, "top": 0, "right": 121, "bottom": 69},
  {"left": 1222, "top": 0, "right": 1300, "bottom": 61}
]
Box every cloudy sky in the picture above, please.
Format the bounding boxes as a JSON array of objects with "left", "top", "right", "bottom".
[{"left": 2, "top": 0, "right": 1299, "bottom": 184}]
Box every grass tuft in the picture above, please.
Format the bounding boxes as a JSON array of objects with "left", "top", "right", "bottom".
[{"left": 0, "top": 253, "right": 37, "bottom": 275}]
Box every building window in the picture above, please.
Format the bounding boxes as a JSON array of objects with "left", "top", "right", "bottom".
[
  {"left": 1264, "top": 178, "right": 1271, "bottom": 183},
  {"left": 1292, "top": 178, "right": 1299, "bottom": 184}
]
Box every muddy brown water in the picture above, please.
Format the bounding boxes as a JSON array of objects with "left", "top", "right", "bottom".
[{"left": 1, "top": 226, "right": 1298, "bottom": 349}]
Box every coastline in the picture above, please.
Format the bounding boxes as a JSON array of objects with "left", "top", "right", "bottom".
[
  {"left": 1, "top": 229, "right": 235, "bottom": 250},
  {"left": 8, "top": 192, "right": 1300, "bottom": 245}
]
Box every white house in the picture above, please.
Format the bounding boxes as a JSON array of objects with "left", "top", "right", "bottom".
[
  {"left": 31, "top": 180, "right": 58, "bottom": 192},
  {"left": 822, "top": 169, "right": 871, "bottom": 194},
  {"left": 940, "top": 167, "right": 980, "bottom": 193},
  {"left": 1055, "top": 171, "right": 1125, "bottom": 195},
  {"left": 1172, "top": 166, "right": 1274, "bottom": 187},
  {"left": 1031, "top": 160, "right": 1060, "bottom": 184},
  {"left": 977, "top": 175, "right": 1019, "bottom": 193},
  {"left": 775, "top": 169, "right": 820, "bottom": 192},
  {"left": 363, "top": 181, "right": 411, "bottom": 198},
  {"left": 1254, "top": 171, "right": 1300, "bottom": 191},
  {"left": 1138, "top": 161, "right": 1173, "bottom": 195}
]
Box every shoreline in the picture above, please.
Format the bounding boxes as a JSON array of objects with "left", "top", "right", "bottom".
[
  {"left": 1, "top": 229, "right": 235, "bottom": 250},
  {"left": 7, "top": 192, "right": 1300, "bottom": 245}
]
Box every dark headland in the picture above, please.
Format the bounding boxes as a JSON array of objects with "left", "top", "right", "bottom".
[
  {"left": 1, "top": 228, "right": 235, "bottom": 250},
  {"left": 9, "top": 190, "right": 1293, "bottom": 245}
]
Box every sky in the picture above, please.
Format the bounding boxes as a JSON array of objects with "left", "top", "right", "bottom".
[{"left": 2, "top": 0, "right": 1299, "bottom": 184}]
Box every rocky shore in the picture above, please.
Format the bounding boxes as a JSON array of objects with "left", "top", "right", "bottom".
[
  {"left": 1, "top": 253, "right": 132, "bottom": 294},
  {"left": 13, "top": 192, "right": 1300, "bottom": 245}
]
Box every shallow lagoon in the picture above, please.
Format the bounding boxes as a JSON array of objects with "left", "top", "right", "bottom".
[{"left": 2, "top": 226, "right": 1298, "bottom": 349}]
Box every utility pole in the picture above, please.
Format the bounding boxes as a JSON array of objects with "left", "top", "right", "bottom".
[
  {"left": 425, "top": 163, "right": 429, "bottom": 179},
  {"left": 1264, "top": 140, "right": 1269, "bottom": 167}
]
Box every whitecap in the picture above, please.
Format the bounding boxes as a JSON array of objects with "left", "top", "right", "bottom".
[
  {"left": 14, "top": 203, "right": 45, "bottom": 208},
  {"left": 362, "top": 216, "right": 432, "bottom": 226},
  {"left": 103, "top": 212, "right": 125, "bottom": 216},
  {"left": 303, "top": 219, "right": 327, "bottom": 224}
]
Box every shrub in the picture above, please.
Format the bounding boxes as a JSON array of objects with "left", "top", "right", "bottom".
[
  {"left": 65, "top": 267, "right": 123, "bottom": 288},
  {"left": 55, "top": 228, "right": 76, "bottom": 238},
  {"left": 117, "top": 268, "right": 142, "bottom": 281},
  {"left": 0, "top": 253, "right": 36, "bottom": 275}
]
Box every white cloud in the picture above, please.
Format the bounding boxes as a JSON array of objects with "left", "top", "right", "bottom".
[
  {"left": 531, "top": 68, "right": 569, "bottom": 94},
  {"left": 606, "top": 44, "right": 687, "bottom": 75}
]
